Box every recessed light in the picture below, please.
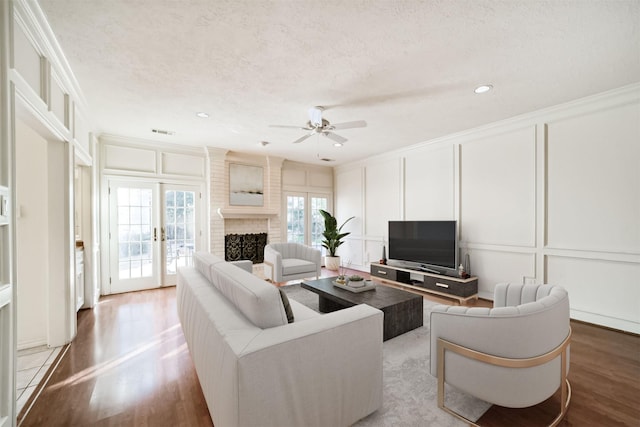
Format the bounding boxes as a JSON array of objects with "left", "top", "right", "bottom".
[
  {"left": 195, "top": 112, "right": 209, "bottom": 118},
  {"left": 474, "top": 85, "right": 493, "bottom": 94}
]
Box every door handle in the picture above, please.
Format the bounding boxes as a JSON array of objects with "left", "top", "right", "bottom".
[
  {"left": 161, "top": 227, "right": 166, "bottom": 242},
  {"left": 153, "top": 227, "right": 158, "bottom": 242}
]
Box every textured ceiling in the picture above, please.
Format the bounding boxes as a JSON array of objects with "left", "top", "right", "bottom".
[{"left": 38, "top": 0, "right": 640, "bottom": 165}]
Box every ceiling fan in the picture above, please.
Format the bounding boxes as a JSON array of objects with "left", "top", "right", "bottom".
[{"left": 270, "top": 106, "right": 367, "bottom": 145}]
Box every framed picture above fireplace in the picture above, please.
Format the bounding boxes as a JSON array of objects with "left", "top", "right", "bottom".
[{"left": 229, "top": 163, "right": 264, "bottom": 206}]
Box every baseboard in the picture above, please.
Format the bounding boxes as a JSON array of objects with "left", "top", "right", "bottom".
[{"left": 570, "top": 309, "right": 639, "bottom": 335}]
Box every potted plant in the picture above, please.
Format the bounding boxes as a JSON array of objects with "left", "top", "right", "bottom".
[{"left": 319, "top": 209, "right": 355, "bottom": 271}]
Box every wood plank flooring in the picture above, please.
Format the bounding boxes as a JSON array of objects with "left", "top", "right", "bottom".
[
  {"left": 21, "top": 268, "right": 640, "bottom": 426},
  {"left": 20, "top": 287, "right": 212, "bottom": 427}
]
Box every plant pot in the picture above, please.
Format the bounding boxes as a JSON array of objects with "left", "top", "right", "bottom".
[{"left": 325, "top": 255, "right": 341, "bottom": 271}]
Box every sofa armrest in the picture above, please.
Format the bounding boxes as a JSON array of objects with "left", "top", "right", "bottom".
[
  {"left": 236, "top": 304, "right": 383, "bottom": 427},
  {"left": 263, "top": 245, "right": 282, "bottom": 281}
]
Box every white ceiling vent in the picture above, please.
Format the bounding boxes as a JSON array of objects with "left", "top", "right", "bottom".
[{"left": 152, "top": 128, "right": 175, "bottom": 135}]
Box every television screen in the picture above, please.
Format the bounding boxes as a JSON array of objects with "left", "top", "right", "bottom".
[{"left": 388, "top": 221, "right": 457, "bottom": 270}]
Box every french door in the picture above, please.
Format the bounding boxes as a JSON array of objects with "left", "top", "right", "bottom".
[
  {"left": 284, "top": 192, "right": 330, "bottom": 253},
  {"left": 162, "top": 185, "right": 200, "bottom": 285},
  {"left": 108, "top": 180, "right": 201, "bottom": 293}
]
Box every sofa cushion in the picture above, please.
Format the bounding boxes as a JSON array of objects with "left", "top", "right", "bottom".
[
  {"left": 210, "top": 261, "right": 288, "bottom": 329},
  {"left": 282, "top": 258, "right": 316, "bottom": 276},
  {"left": 194, "top": 252, "right": 226, "bottom": 282},
  {"left": 279, "top": 289, "right": 294, "bottom": 323}
]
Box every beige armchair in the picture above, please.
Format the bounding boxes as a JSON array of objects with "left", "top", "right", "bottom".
[
  {"left": 263, "top": 242, "right": 322, "bottom": 283},
  {"left": 430, "top": 283, "right": 571, "bottom": 427}
]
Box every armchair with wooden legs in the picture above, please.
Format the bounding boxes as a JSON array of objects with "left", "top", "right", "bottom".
[{"left": 263, "top": 242, "right": 321, "bottom": 284}]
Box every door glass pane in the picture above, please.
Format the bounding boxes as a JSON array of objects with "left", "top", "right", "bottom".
[
  {"left": 117, "top": 187, "right": 153, "bottom": 279},
  {"left": 310, "top": 197, "right": 328, "bottom": 252},
  {"left": 165, "top": 190, "right": 195, "bottom": 275},
  {"left": 286, "top": 196, "right": 305, "bottom": 243}
]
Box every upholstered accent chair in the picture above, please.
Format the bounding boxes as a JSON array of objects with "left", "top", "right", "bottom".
[
  {"left": 430, "top": 283, "right": 571, "bottom": 427},
  {"left": 263, "top": 242, "right": 322, "bottom": 283}
]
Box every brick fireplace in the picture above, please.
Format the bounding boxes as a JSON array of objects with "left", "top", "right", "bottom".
[{"left": 207, "top": 149, "right": 283, "bottom": 258}]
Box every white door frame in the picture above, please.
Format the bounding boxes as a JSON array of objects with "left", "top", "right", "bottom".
[
  {"left": 103, "top": 178, "right": 204, "bottom": 294},
  {"left": 282, "top": 191, "right": 331, "bottom": 249},
  {"left": 160, "top": 183, "right": 201, "bottom": 286},
  {"left": 107, "top": 179, "right": 160, "bottom": 294}
]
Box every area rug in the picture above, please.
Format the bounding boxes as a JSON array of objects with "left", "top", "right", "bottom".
[{"left": 281, "top": 284, "right": 491, "bottom": 427}]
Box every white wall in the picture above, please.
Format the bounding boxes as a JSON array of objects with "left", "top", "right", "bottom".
[
  {"left": 15, "top": 119, "right": 48, "bottom": 348},
  {"left": 15, "top": 118, "right": 75, "bottom": 349},
  {"left": 334, "top": 84, "right": 640, "bottom": 333}
]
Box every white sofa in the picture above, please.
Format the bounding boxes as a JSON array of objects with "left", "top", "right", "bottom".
[
  {"left": 430, "top": 283, "right": 571, "bottom": 425},
  {"left": 263, "top": 242, "right": 322, "bottom": 283},
  {"left": 177, "top": 252, "right": 383, "bottom": 427}
]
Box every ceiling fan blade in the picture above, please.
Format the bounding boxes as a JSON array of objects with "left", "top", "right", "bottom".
[
  {"left": 308, "top": 106, "right": 324, "bottom": 127},
  {"left": 323, "top": 132, "right": 347, "bottom": 144},
  {"left": 270, "top": 124, "right": 312, "bottom": 130},
  {"left": 330, "top": 120, "right": 367, "bottom": 130},
  {"left": 292, "top": 133, "right": 314, "bottom": 144}
]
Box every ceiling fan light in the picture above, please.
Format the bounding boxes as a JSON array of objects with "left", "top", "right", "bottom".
[
  {"left": 333, "top": 142, "right": 343, "bottom": 147},
  {"left": 474, "top": 85, "right": 493, "bottom": 94}
]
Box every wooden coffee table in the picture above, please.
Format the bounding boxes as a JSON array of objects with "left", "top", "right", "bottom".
[{"left": 301, "top": 277, "right": 423, "bottom": 341}]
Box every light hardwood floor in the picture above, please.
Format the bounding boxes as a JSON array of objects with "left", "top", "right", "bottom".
[{"left": 20, "top": 268, "right": 640, "bottom": 426}]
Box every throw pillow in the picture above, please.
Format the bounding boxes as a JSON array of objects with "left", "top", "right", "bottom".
[{"left": 279, "top": 289, "right": 294, "bottom": 323}]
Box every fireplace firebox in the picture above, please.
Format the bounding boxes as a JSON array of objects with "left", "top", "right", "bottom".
[{"left": 225, "top": 233, "right": 268, "bottom": 264}]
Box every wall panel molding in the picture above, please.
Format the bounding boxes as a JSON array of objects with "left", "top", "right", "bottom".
[
  {"left": 460, "top": 125, "right": 537, "bottom": 248},
  {"left": 404, "top": 145, "right": 455, "bottom": 220},
  {"left": 102, "top": 144, "right": 157, "bottom": 174},
  {"left": 364, "top": 159, "right": 401, "bottom": 237},
  {"left": 100, "top": 136, "right": 206, "bottom": 180},
  {"left": 335, "top": 84, "right": 639, "bottom": 333},
  {"left": 546, "top": 101, "right": 640, "bottom": 255},
  {"left": 546, "top": 255, "right": 639, "bottom": 334},
  {"left": 161, "top": 152, "right": 205, "bottom": 178},
  {"left": 462, "top": 248, "right": 537, "bottom": 299}
]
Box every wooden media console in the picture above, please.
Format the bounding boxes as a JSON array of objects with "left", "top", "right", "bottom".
[{"left": 369, "top": 262, "right": 478, "bottom": 304}]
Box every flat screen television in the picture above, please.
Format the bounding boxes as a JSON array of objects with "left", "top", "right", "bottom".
[{"left": 388, "top": 220, "right": 457, "bottom": 273}]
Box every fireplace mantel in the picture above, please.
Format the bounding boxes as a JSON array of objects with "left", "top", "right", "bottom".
[{"left": 216, "top": 207, "right": 279, "bottom": 219}]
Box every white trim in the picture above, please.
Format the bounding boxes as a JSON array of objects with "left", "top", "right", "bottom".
[
  {"left": 100, "top": 133, "right": 210, "bottom": 156},
  {"left": 571, "top": 309, "right": 639, "bottom": 335},
  {"left": 335, "top": 83, "right": 640, "bottom": 172},
  {"left": 14, "top": 0, "right": 89, "bottom": 112}
]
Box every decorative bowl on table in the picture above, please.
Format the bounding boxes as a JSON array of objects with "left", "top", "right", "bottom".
[{"left": 348, "top": 275, "right": 365, "bottom": 288}]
